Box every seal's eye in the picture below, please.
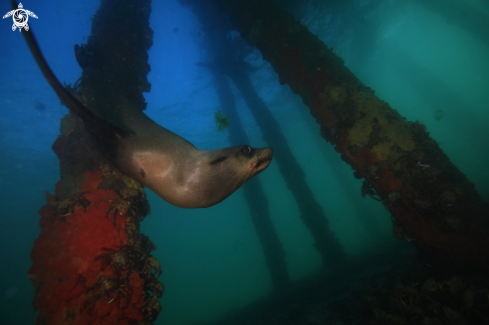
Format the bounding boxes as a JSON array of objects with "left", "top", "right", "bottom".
[{"left": 241, "top": 145, "right": 252, "bottom": 155}]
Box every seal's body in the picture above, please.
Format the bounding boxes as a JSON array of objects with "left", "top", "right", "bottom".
[
  {"left": 21, "top": 25, "right": 273, "bottom": 208},
  {"left": 109, "top": 105, "right": 272, "bottom": 207}
]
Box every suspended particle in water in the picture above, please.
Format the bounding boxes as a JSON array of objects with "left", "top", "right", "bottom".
[
  {"left": 4, "top": 287, "right": 17, "bottom": 298},
  {"left": 433, "top": 109, "right": 445, "bottom": 121}
]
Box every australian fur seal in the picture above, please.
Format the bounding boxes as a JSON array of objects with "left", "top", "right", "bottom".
[{"left": 19, "top": 20, "right": 273, "bottom": 208}]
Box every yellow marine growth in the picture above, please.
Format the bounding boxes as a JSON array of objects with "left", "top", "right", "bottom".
[{"left": 214, "top": 109, "right": 231, "bottom": 131}]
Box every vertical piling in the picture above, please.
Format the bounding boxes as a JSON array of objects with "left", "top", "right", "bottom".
[
  {"left": 181, "top": 0, "right": 292, "bottom": 290},
  {"left": 28, "top": 0, "right": 162, "bottom": 324},
  {"left": 228, "top": 69, "right": 347, "bottom": 267},
  {"left": 183, "top": 0, "right": 346, "bottom": 268},
  {"left": 213, "top": 72, "right": 291, "bottom": 291}
]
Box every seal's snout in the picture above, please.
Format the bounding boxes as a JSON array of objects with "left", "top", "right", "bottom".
[{"left": 253, "top": 147, "right": 273, "bottom": 171}]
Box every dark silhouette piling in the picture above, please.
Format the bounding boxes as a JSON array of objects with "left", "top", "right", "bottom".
[
  {"left": 182, "top": 0, "right": 292, "bottom": 290},
  {"left": 212, "top": 0, "right": 489, "bottom": 269},
  {"left": 227, "top": 69, "right": 347, "bottom": 267},
  {"left": 213, "top": 72, "right": 291, "bottom": 290},
  {"left": 183, "top": 0, "right": 346, "bottom": 268}
]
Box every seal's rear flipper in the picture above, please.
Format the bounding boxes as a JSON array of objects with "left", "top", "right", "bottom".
[{"left": 14, "top": 0, "right": 130, "bottom": 145}]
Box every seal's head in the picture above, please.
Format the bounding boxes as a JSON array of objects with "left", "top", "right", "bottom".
[{"left": 173, "top": 145, "right": 273, "bottom": 208}]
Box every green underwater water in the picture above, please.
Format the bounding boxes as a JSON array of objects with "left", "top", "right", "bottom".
[{"left": 1, "top": 0, "right": 489, "bottom": 324}]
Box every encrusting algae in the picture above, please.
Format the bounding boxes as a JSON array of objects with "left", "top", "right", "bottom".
[{"left": 348, "top": 90, "right": 416, "bottom": 162}]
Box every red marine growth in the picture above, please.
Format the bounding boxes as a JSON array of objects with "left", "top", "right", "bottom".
[{"left": 29, "top": 136, "right": 163, "bottom": 325}]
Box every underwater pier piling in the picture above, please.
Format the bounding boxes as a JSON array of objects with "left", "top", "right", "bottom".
[
  {"left": 213, "top": 71, "right": 291, "bottom": 291},
  {"left": 28, "top": 0, "right": 162, "bottom": 324},
  {"left": 182, "top": 0, "right": 292, "bottom": 291},
  {"left": 184, "top": 0, "right": 346, "bottom": 269},
  {"left": 212, "top": 0, "right": 489, "bottom": 269},
  {"left": 228, "top": 65, "right": 347, "bottom": 268}
]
